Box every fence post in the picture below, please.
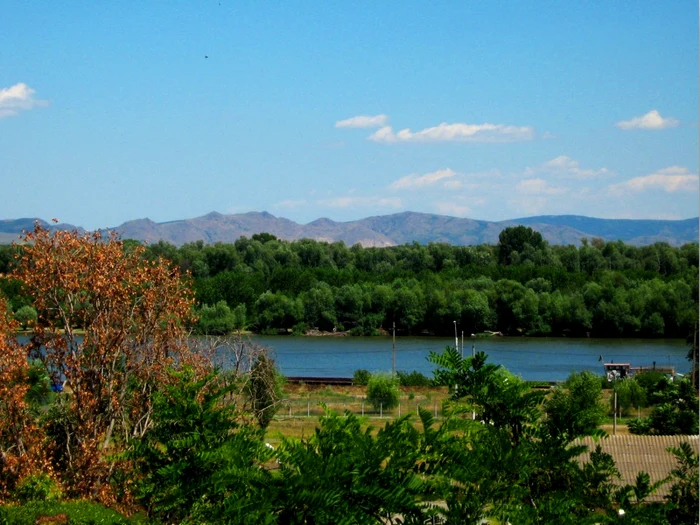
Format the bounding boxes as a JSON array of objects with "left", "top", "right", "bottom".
[
  {"left": 288, "top": 403, "right": 292, "bottom": 418},
  {"left": 307, "top": 400, "right": 310, "bottom": 418},
  {"left": 398, "top": 403, "right": 401, "bottom": 418},
  {"left": 434, "top": 402, "right": 437, "bottom": 418},
  {"left": 380, "top": 402, "right": 383, "bottom": 419}
]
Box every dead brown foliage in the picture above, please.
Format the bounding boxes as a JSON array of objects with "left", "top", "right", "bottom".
[{"left": 9, "top": 223, "right": 211, "bottom": 504}]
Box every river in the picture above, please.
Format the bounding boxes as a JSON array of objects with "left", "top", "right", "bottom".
[
  {"left": 241, "top": 336, "right": 689, "bottom": 382},
  {"left": 19, "top": 333, "right": 690, "bottom": 383}
]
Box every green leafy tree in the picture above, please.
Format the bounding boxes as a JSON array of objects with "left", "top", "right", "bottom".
[
  {"left": 430, "top": 347, "right": 545, "bottom": 445},
  {"left": 366, "top": 373, "right": 400, "bottom": 411},
  {"left": 612, "top": 378, "right": 647, "bottom": 416},
  {"left": 195, "top": 300, "right": 238, "bottom": 335},
  {"left": 128, "top": 368, "right": 274, "bottom": 524},
  {"left": 275, "top": 409, "right": 428, "bottom": 524},
  {"left": 629, "top": 377, "right": 698, "bottom": 435},
  {"left": 13, "top": 305, "right": 37, "bottom": 330},
  {"left": 544, "top": 370, "right": 607, "bottom": 442},
  {"left": 666, "top": 441, "right": 699, "bottom": 525},
  {"left": 497, "top": 226, "right": 545, "bottom": 266}
]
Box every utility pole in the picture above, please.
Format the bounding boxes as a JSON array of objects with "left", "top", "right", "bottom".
[
  {"left": 471, "top": 334, "right": 476, "bottom": 420},
  {"left": 693, "top": 321, "right": 698, "bottom": 391},
  {"left": 392, "top": 322, "right": 396, "bottom": 375},
  {"left": 461, "top": 331, "right": 464, "bottom": 358},
  {"left": 453, "top": 321, "right": 458, "bottom": 351},
  {"left": 613, "top": 386, "right": 617, "bottom": 435}
]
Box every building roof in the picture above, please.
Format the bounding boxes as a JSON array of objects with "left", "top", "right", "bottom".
[{"left": 573, "top": 435, "right": 699, "bottom": 502}]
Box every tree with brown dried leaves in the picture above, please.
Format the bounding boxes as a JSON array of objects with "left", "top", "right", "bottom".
[
  {"left": 12, "top": 223, "right": 210, "bottom": 503},
  {"left": 0, "top": 295, "right": 51, "bottom": 501}
]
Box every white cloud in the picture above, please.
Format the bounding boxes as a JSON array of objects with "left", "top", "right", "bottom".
[
  {"left": 316, "top": 196, "right": 403, "bottom": 209},
  {"left": 335, "top": 114, "right": 388, "bottom": 128},
  {"left": 530, "top": 155, "right": 610, "bottom": 179},
  {"left": 389, "top": 168, "right": 457, "bottom": 190},
  {"left": 616, "top": 110, "right": 679, "bottom": 130},
  {"left": 609, "top": 166, "right": 698, "bottom": 193},
  {"left": 368, "top": 122, "right": 535, "bottom": 143},
  {"left": 0, "top": 82, "right": 48, "bottom": 118},
  {"left": 515, "top": 178, "right": 566, "bottom": 195}
]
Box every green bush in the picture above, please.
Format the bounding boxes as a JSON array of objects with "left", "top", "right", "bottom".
[
  {"left": 611, "top": 378, "right": 646, "bottom": 416},
  {"left": 635, "top": 371, "right": 669, "bottom": 398},
  {"left": 396, "top": 370, "right": 432, "bottom": 387},
  {"left": 366, "top": 373, "right": 400, "bottom": 411},
  {"left": 353, "top": 369, "right": 371, "bottom": 386},
  {"left": 13, "top": 474, "right": 60, "bottom": 503},
  {"left": 291, "top": 322, "right": 308, "bottom": 335},
  {"left": 13, "top": 305, "right": 37, "bottom": 330},
  {"left": 0, "top": 501, "right": 139, "bottom": 525},
  {"left": 544, "top": 370, "right": 606, "bottom": 441}
]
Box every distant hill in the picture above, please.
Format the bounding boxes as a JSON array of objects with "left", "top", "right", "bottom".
[
  {"left": 0, "top": 218, "right": 82, "bottom": 244},
  {"left": 0, "top": 212, "right": 697, "bottom": 247}
]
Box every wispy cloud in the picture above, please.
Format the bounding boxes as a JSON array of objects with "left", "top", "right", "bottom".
[
  {"left": 389, "top": 168, "right": 457, "bottom": 190},
  {"left": 335, "top": 114, "right": 388, "bottom": 128},
  {"left": 368, "top": 122, "right": 535, "bottom": 143},
  {"left": 528, "top": 155, "right": 610, "bottom": 179},
  {"left": 616, "top": 110, "right": 679, "bottom": 130},
  {"left": 609, "top": 166, "right": 698, "bottom": 193},
  {"left": 515, "top": 178, "right": 566, "bottom": 196},
  {"left": 0, "top": 82, "right": 49, "bottom": 119},
  {"left": 316, "top": 196, "right": 402, "bottom": 209}
]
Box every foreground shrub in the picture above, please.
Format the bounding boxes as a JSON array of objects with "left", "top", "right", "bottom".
[
  {"left": 366, "top": 373, "right": 400, "bottom": 411},
  {"left": 0, "top": 501, "right": 140, "bottom": 525},
  {"left": 13, "top": 474, "right": 60, "bottom": 504},
  {"left": 128, "top": 368, "right": 274, "bottom": 524}
]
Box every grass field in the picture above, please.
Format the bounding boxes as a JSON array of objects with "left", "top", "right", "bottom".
[{"left": 265, "top": 383, "right": 635, "bottom": 443}]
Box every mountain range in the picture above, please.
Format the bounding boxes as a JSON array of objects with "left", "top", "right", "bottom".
[{"left": 0, "top": 212, "right": 697, "bottom": 247}]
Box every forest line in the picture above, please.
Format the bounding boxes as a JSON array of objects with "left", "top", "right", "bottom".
[{"left": 1, "top": 226, "right": 698, "bottom": 339}]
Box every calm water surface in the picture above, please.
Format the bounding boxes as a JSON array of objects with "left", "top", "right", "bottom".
[
  {"left": 244, "top": 336, "right": 689, "bottom": 382},
  {"left": 20, "top": 334, "right": 688, "bottom": 383}
]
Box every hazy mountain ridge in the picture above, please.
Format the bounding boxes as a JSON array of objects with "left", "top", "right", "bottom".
[{"left": 0, "top": 213, "right": 697, "bottom": 247}]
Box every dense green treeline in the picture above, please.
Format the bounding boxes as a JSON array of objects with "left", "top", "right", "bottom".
[{"left": 1, "top": 228, "right": 697, "bottom": 337}]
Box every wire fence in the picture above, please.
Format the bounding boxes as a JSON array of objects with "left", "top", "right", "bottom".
[{"left": 275, "top": 397, "right": 445, "bottom": 420}]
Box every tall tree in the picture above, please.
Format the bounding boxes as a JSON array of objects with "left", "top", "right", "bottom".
[
  {"left": 13, "top": 223, "right": 209, "bottom": 502},
  {"left": 497, "top": 226, "right": 545, "bottom": 266}
]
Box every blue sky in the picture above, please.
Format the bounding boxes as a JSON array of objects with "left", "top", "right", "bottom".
[{"left": 1, "top": 1, "right": 698, "bottom": 230}]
